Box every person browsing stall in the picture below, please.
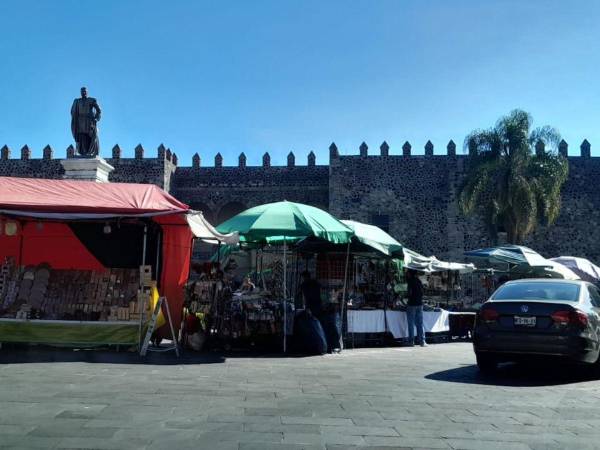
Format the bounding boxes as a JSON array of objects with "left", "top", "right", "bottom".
[
  {"left": 300, "top": 271, "right": 322, "bottom": 317},
  {"left": 406, "top": 269, "right": 427, "bottom": 347},
  {"left": 240, "top": 276, "right": 256, "bottom": 293}
]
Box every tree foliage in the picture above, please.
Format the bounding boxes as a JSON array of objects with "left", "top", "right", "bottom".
[{"left": 459, "top": 110, "right": 569, "bottom": 244}]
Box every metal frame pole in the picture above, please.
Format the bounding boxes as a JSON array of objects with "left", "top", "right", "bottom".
[
  {"left": 138, "top": 223, "right": 148, "bottom": 351},
  {"left": 283, "top": 238, "right": 287, "bottom": 353},
  {"left": 155, "top": 231, "right": 161, "bottom": 279},
  {"left": 340, "top": 242, "right": 350, "bottom": 351},
  {"left": 142, "top": 224, "right": 148, "bottom": 267}
]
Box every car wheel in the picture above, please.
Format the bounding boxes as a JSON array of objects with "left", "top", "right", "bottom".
[{"left": 476, "top": 353, "right": 498, "bottom": 374}]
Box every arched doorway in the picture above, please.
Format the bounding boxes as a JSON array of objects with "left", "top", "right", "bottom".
[
  {"left": 189, "top": 202, "right": 215, "bottom": 225},
  {"left": 217, "top": 202, "right": 247, "bottom": 225}
]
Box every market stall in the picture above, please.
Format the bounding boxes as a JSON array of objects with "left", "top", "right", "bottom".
[
  {"left": 196, "top": 200, "right": 355, "bottom": 353},
  {"left": 0, "top": 177, "right": 236, "bottom": 347},
  {"left": 343, "top": 238, "right": 476, "bottom": 344}
]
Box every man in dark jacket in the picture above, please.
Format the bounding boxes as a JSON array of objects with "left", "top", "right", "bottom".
[
  {"left": 406, "top": 269, "right": 427, "bottom": 347},
  {"left": 300, "top": 271, "right": 322, "bottom": 317}
]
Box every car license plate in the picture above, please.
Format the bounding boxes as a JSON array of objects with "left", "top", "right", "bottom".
[{"left": 514, "top": 315, "right": 536, "bottom": 327}]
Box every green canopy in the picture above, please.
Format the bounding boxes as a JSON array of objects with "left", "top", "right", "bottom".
[
  {"left": 216, "top": 201, "right": 353, "bottom": 245},
  {"left": 340, "top": 220, "right": 403, "bottom": 257}
]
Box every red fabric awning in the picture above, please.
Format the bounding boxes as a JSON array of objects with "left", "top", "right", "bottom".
[
  {"left": 0, "top": 177, "right": 189, "bottom": 218},
  {"left": 0, "top": 177, "right": 195, "bottom": 335}
]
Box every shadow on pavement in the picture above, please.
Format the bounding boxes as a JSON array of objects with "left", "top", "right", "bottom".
[
  {"left": 426, "top": 361, "right": 598, "bottom": 387},
  {"left": 0, "top": 344, "right": 323, "bottom": 365},
  {"left": 0, "top": 344, "right": 226, "bottom": 365}
]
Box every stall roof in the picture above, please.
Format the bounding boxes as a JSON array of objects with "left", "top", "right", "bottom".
[
  {"left": 403, "top": 248, "right": 475, "bottom": 274},
  {"left": 340, "top": 220, "right": 403, "bottom": 257},
  {"left": 0, "top": 176, "right": 189, "bottom": 219},
  {"left": 465, "top": 245, "right": 580, "bottom": 280},
  {"left": 187, "top": 211, "right": 239, "bottom": 245},
  {"left": 551, "top": 257, "right": 600, "bottom": 282}
]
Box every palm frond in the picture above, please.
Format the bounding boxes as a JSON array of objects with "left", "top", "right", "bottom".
[{"left": 458, "top": 110, "right": 569, "bottom": 244}]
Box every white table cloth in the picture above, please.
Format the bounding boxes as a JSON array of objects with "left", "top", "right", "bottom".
[{"left": 347, "top": 309, "right": 450, "bottom": 339}]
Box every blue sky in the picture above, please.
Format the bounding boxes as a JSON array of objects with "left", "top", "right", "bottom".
[{"left": 1, "top": 0, "right": 599, "bottom": 165}]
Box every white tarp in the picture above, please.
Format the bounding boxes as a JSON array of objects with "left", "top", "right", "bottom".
[
  {"left": 186, "top": 211, "right": 239, "bottom": 245},
  {"left": 347, "top": 309, "right": 450, "bottom": 338},
  {"left": 551, "top": 257, "right": 600, "bottom": 282},
  {"left": 403, "top": 248, "right": 475, "bottom": 274},
  {"left": 540, "top": 260, "right": 580, "bottom": 280}
]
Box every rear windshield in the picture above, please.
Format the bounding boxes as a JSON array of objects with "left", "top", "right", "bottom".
[{"left": 492, "top": 282, "right": 580, "bottom": 302}]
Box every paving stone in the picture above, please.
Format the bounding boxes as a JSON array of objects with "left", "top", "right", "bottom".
[
  {"left": 363, "top": 436, "right": 451, "bottom": 448},
  {"left": 29, "top": 425, "right": 118, "bottom": 438},
  {"left": 55, "top": 437, "right": 148, "bottom": 449},
  {"left": 326, "top": 446, "right": 411, "bottom": 450},
  {"left": 0, "top": 423, "right": 36, "bottom": 435},
  {"left": 282, "top": 417, "right": 354, "bottom": 426},
  {"left": 240, "top": 443, "right": 324, "bottom": 450},
  {"left": 164, "top": 419, "right": 243, "bottom": 432},
  {"left": 0, "top": 436, "right": 62, "bottom": 448},
  {"left": 1, "top": 344, "right": 599, "bottom": 450},
  {"left": 245, "top": 423, "right": 321, "bottom": 433},
  {"left": 446, "top": 439, "right": 531, "bottom": 450},
  {"left": 208, "top": 414, "right": 282, "bottom": 424},
  {"left": 245, "top": 407, "right": 313, "bottom": 417},
  {"left": 198, "top": 430, "right": 283, "bottom": 443},
  {"left": 320, "top": 425, "right": 399, "bottom": 437}
]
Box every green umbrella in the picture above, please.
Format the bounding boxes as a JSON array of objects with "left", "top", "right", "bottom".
[
  {"left": 216, "top": 201, "right": 353, "bottom": 244},
  {"left": 340, "top": 220, "right": 403, "bottom": 257},
  {"left": 216, "top": 201, "right": 353, "bottom": 353}
]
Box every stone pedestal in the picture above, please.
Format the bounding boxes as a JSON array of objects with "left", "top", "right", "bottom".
[{"left": 61, "top": 157, "right": 114, "bottom": 183}]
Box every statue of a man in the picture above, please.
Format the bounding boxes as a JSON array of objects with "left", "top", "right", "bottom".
[{"left": 70, "top": 87, "right": 101, "bottom": 157}]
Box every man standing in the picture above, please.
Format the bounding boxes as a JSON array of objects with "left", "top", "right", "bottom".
[
  {"left": 300, "top": 270, "right": 322, "bottom": 318},
  {"left": 71, "top": 87, "right": 101, "bottom": 157},
  {"left": 406, "top": 269, "right": 427, "bottom": 347}
]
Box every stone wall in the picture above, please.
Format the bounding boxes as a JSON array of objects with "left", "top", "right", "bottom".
[
  {"left": 2, "top": 139, "right": 599, "bottom": 263},
  {"left": 171, "top": 151, "right": 328, "bottom": 224},
  {"left": 525, "top": 157, "right": 600, "bottom": 262},
  {"left": 329, "top": 152, "right": 492, "bottom": 260}
]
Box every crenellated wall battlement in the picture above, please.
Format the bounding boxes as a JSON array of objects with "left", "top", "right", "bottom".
[
  {"left": 0, "top": 138, "right": 595, "bottom": 169},
  {"left": 1, "top": 138, "right": 599, "bottom": 261},
  {"left": 0, "top": 143, "right": 178, "bottom": 189}
]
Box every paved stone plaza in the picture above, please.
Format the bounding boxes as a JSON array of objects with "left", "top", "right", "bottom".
[{"left": 1, "top": 342, "right": 600, "bottom": 449}]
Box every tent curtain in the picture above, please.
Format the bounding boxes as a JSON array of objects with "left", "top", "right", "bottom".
[
  {"left": 68, "top": 222, "right": 160, "bottom": 272},
  {"left": 0, "top": 221, "right": 105, "bottom": 271},
  {"left": 159, "top": 224, "right": 193, "bottom": 336}
]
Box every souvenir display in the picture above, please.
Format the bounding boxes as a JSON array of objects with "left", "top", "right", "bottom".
[{"left": 0, "top": 261, "right": 150, "bottom": 322}]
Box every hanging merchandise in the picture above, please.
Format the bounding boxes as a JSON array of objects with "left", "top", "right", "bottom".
[{"left": 183, "top": 255, "right": 293, "bottom": 351}]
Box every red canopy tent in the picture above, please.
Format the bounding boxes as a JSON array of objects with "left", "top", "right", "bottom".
[{"left": 0, "top": 177, "right": 196, "bottom": 335}]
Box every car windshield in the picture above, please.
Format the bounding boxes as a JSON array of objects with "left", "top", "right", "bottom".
[{"left": 492, "top": 282, "right": 580, "bottom": 302}]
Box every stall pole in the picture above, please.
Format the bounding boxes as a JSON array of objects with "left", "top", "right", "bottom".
[
  {"left": 254, "top": 249, "right": 259, "bottom": 284},
  {"left": 138, "top": 224, "right": 149, "bottom": 351},
  {"left": 18, "top": 222, "right": 25, "bottom": 268},
  {"left": 155, "top": 232, "right": 161, "bottom": 278},
  {"left": 283, "top": 237, "right": 287, "bottom": 353},
  {"left": 142, "top": 225, "right": 148, "bottom": 266},
  {"left": 340, "top": 242, "right": 351, "bottom": 350}
]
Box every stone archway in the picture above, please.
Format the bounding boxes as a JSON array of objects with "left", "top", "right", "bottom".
[
  {"left": 189, "top": 202, "right": 215, "bottom": 225},
  {"left": 217, "top": 201, "right": 247, "bottom": 225}
]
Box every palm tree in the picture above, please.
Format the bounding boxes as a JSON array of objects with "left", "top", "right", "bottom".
[{"left": 459, "top": 109, "right": 569, "bottom": 244}]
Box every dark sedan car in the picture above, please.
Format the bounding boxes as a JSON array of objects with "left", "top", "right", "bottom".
[{"left": 473, "top": 279, "right": 600, "bottom": 373}]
